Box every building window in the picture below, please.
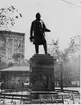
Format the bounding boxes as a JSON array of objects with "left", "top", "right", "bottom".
[{"left": 14, "top": 39, "right": 18, "bottom": 47}]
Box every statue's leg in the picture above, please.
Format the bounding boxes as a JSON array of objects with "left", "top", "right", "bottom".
[
  {"left": 43, "top": 41, "right": 47, "bottom": 54},
  {"left": 35, "top": 44, "right": 39, "bottom": 54}
]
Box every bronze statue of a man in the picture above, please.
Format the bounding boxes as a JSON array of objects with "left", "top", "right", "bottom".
[{"left": 30, "top": 13, "right": 51, "bottom": 54}]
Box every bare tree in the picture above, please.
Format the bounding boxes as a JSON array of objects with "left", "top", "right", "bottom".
[
  {"left": 48, "top": 35, "right": 80, "bottom": 89},
  {"left": 0, "top": 5, "right": 22, "bottom": 30},
  {"left": 0, "top": 6, "right": 22, "bottom": 44}
]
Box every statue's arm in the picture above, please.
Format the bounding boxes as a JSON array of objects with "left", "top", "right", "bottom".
[{"left": 43, "top": 22, "right": 51, "bottom": 32}]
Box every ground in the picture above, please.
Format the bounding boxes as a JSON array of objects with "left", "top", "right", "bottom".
[{"left": 0, "top": 87, "right": 80, "bottom": 105}]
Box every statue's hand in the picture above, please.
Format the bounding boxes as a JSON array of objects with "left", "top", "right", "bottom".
[
  {"left": 29, "top": 36, "right": 34, "bottom": 42},
  {"left": 44, "top": 28, "right": 51, "bottom": 32},
  {"left": 29, "top": 36, "right": 35, "bottom": 44},
  {"left": 48, "top": 30, "right": 51, "bottom": 32}
]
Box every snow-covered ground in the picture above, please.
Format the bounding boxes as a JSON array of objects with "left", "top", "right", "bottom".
[
  {"left": 0, "top": 87, "right": 80, "bottom": 105},
  {"left": 63, "top": 87, "right": 80, "bottom": 93},
  {"left": 56, "top": 87, "right": 80, "bottom": 92}
]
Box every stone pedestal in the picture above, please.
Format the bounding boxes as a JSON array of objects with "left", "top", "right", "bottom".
[{"left": 30, "top": 54, "right": 55, "bottom": 91}]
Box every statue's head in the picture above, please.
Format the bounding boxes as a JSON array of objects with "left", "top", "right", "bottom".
[{"left": 36, "top": 13, "right": 41, "bottom": 20}]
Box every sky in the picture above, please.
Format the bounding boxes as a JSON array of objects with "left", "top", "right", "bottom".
[{"left": 0, "top": 0, "right": 81, "bottom": 59}]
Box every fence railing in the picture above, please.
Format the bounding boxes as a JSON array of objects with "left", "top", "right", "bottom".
[{"left": 0, "top": 90, "right": 80, "bottom": 104}]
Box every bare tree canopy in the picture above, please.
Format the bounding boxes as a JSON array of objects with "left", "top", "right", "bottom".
[{"left": 0, "top": 6, "right": 22, "bottom": 30}]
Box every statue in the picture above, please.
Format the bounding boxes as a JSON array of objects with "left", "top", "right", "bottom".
[
  {"left": 30, "top": 13, "right": 51, "bottom": 54},
  {"left": 29, "top": 14, "right": 55, "bottom": 93}
]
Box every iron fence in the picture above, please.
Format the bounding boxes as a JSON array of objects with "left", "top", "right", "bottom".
[{"left": 0, "top": 89, "right": 80, "bottom": 104}]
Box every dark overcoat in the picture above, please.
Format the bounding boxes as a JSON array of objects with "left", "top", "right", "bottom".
[{"left": 30, "top": 19, "right": 46, "bottom": 45}]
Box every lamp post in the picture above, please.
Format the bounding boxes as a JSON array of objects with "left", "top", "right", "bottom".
[
  {"left": 57, "top": 59, "right": 63, "bottom": 92},
  {"left": 60, "top": 62, "right": 63, "bottom": 92}
]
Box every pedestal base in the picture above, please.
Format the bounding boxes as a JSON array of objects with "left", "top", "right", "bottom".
[{"left": 30, "top": 54, "right": 55, "bottom": 91}]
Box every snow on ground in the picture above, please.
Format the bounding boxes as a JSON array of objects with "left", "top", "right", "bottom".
[
  {"left": 0, "top": 98, "right": 80, "bottom": 105},
  {"left": 63, "top": 87, "right": 80, "bottom": 93},
  {"left": 0, "top": 87, "right": 80, "bottom": 105},
  {"left": 55, "top": 87, "right": 80, "bottom": 92}
]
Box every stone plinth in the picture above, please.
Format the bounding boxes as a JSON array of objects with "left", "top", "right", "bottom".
[{"left": 30, "top": 54, "right": 55, "bottom": 91}]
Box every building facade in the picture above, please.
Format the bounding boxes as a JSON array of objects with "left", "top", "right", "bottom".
[
  {"left": 0, "top": 66, "right": 30, "bottom": 89},
  {"left": 0, "top": 31, "right": 25, "bottom": 62}
]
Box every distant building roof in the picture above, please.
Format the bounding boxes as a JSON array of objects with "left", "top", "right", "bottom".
[
  {"left": 0, "top": 66, "right": 30, "bottom": 72},
  {"left": 0, "top": 30, "right": 25, "bottom": 36}
]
